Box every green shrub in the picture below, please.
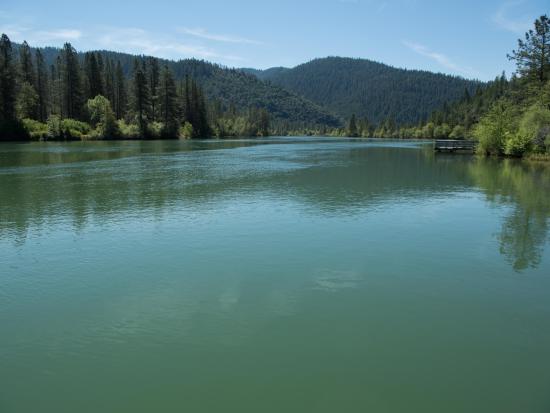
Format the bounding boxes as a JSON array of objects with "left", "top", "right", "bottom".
[
  {"left": 22, "top": 118, "right": 48, "bottom": 140},
  {"left": 474, "top": 99, "right": 518, "bottom": 156},
  {"left": 516, "top": 104, "right": 550, "bottom": 153},
  {"left": 60, "top": 119, "right": 91, "bottom": 140},
  {"left": 86, "top": 95, "right": 119, "bottom": 139},
  {"left": 179, "top": 122, "right": 194, "bottom": 139},
  {"left": 117, "top": 120, "right": 140, "bottom": 139}
]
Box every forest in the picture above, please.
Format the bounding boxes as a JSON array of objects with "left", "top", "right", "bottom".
[
  {"left": 0, "top": 37, "right": 299, "bottom": 141},
  {"left": 0, "top": 15, "right": 549, "bottom": 159},
  {"left": 337, "top": 15, "right": 550, "bottom": 159}
]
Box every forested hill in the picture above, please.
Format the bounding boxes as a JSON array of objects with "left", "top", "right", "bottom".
[
  {"left": 246, "top": 57, "right": 483, "bottom": 125},
  {"left": 20, "top": 45, "right": 341, "bottom": 128}
]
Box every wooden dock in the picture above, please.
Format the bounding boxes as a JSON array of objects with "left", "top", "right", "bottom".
[{"left": 434, "top": 140, "right": 477, "bottom": 153}]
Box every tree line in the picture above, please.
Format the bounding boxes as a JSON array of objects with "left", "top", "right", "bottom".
[
  {"left": 357, "top": 15, "right": 550, "bottom": 158},
  {"left": 0, "top": 35, "right": 270, "bottom": 141}
]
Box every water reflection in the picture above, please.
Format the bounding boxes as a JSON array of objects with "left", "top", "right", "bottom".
[
  {"left": 1, "top": 139, "right": 549, "bottom": 271},
  {"left": 469, "top": 159, "right": 550, "bottom": 271}
]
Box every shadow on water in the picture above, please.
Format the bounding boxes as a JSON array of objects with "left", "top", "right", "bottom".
[{"left": 469, "top": 158, "right": 550, "bottom": 271}]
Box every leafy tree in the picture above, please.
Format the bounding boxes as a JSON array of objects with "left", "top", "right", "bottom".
[
  {"left": 508, "top": 15, "right": 550, "bottom": 84},
  {"left": 474, "top": 100, "right": 518, "bottom": 156},
  {"left": 86, "top": 95, "right": 118, "bottom": 138}
]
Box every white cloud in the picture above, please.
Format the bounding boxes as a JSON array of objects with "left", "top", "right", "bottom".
[
  {"left": 98, "top": 27, "right": 244, "bottom": 62},
  {"left": 0, "top": 23, "right": 81, "bottom": 44},
  {"left": 178, "top": 27, "right": 262, "bottom": 45},
  {"left": 36, "top": 29, "right": 82, "bottom": 41},
  {"left": 492, "top": 1, "right": 532, "bottom": 34},
  {"left": 403, "top": 41, "right": 481, "bottom": 79}
]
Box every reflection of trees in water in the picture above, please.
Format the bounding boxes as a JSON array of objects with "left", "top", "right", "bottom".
[{"left": 470, "top": 159, "right": 550, "bottom": 271}]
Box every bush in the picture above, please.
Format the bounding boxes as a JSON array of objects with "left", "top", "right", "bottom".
[
  {"left": 60, "top": 119, "right": 91, "bottom": 140},
  {"left": 474, "top": 99, "right": 518, "bottom": 156},
  {"left": 22, "top": 118, "right": 48, "bottom": 140},
  {"left": 179, "top": 122, "right": 194, "bottom": 139},
  {"left": 117, "top": 120, "right": 140, "bottom": 139},
  {"left": 516, "top": 104, "right": 550, "bottom": 153},
  {"left": 86, "top": 95, "right": 119, "bottom": 139}
]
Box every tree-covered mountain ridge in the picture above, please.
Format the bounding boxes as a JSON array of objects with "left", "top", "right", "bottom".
[
  {"left": 16, "top": 44, "right": 342, "bottom": 129},
  {"left": 243, "top": 56, "right": 484, "bottom": 125}
]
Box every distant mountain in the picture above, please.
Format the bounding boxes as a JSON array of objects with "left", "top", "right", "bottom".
[
  {"left": 246, "top": 57, "right": 483, "bottom": 125},
  {"left": 23, "top": 46, "right": 341, "bottom": 128}
]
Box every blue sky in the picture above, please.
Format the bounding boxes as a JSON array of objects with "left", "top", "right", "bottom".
[{"left": 0, "top": 0, "right": 547, "bottom": 80}]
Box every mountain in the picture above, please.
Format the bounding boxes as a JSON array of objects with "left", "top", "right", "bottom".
[
  {"left": 23, "top": 46, "right": 342, "bottom": 129},
  {"left": 246, "top": 57, "right": 483, "bottom": 125}
]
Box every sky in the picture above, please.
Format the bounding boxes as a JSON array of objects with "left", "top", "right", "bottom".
[{"left": 0, "top": 0, "right": 547, "bottom": 81}]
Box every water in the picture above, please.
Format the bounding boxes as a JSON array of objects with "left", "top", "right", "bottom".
[{"left": 1, "top": 138, "right": 549, "bottom": 412}]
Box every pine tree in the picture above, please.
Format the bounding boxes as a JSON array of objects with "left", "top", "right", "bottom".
[
  {"left": 35, "top": 49, "right": 49, "bottom": 122},
  {"left": 60, "top": 43, "right": 83, "bottom": 119},
  {"left": 348, "top": 114, "right": 358, "bottom": 137},
  {"left": 131, "top": 59, "right": 150, "bottom": 136},
  {"left": 103, "top": 57, "right": 115, "bottom": 108},
  {"left": 0, "top": 34, "right": 17, "bottom": 123},
  {"left": 158, "top": 65, "right": 179, "bottom": 137},
  {"left": 19, "top": 41, "right": 35, "bottom": 85},
  {"left": 508, "top": 15, "right": 550, "bottom": 84},
  {"left": 84, "top": 52, "right": 103, "bottom": 99},
  {"left": 147, "top": 57, "right": 160, "bottom": 122},
  {"left": 114, "top": 61, "right": 127, "bottom": 120}
]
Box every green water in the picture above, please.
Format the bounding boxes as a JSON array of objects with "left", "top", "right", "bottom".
[{"left": 1, "top": 138, "right": 550, "bottom": 412}]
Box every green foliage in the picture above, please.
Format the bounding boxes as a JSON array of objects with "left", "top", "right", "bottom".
[
  {"left": 474, "top": 100, "right": 519, "bottom": 156},
  {"left": 46, "top": 115, "right": 90, "bottom": 140},
  {"left": 179, "top": 122, "right": 194, "bottom": 139},
  {"left": 251, "top": 56, "right": 481, "bottom": 125},
  {"left": 86, "top": 95, "right": 119, "bottom": 139},
  {"left": 517, "top": 104, "right": 550, "bottom": 152},
  {"left": 22, "top": 118, "right": 48, "bottom": 140},
  {"left": 117, "top": 119, "right": 140, "bottom": 139},
  {"left": 17, "top": 81, "right": 39, "bottom": 119},
  {"left": 508, "top": 15, "right": 550, "bottom": 84}
]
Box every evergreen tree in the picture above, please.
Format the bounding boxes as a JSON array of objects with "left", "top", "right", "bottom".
[
  {"left": 508, "top": 15, "right": 550, "bottom": 84},
  {"left": 348, "top": 114, "right": 358, "bottom": 137},
  {"left": 103, "top": 57, "right": 115, "bottom": 109},
  {"left": 114, "top": 61, "right": 127, "bottom": 119},
  {"left": 0, "top": 34, "right": 17, "bottom": 123},
  {"left": 158, "top": 65, "right": 179, "bottom": 137},
  {"left": 131, "top": 59, "right": 150, "bottom": 136},
  {"left": 19, "top": 41, "right": 35, "bottom": 85},
  {"left": 147, "top": 57, "right": 160, "bottom": 122},
  {"left": 17, "top": 81, "right": 39, "bottom": 119},
  {"left": 35, "top": 49, "right": 49, "bottom": 122},
  {"left": 84, "top": 52, "right": 103, "bottom": 99},
  {"left": 60, "top": 43, "right": 83, "bottom": 119}
]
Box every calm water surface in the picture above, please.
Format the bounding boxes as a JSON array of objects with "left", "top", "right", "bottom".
[{"left": 1, "top": 138, "right": 550, "bottom": 412}]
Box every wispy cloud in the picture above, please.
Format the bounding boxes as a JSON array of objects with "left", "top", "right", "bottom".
[
  {"left": 492, "top": 1, "right": 532, "bottom": 33},
  {"left": 0, "top": 23, "right": 81, "bottom": 44},
  {"left": 98, "top": 27, "right": 244, "bottom": 62},
  {"left": 403, "top": 40, "right": 481, "bottom": 78},
  {"left": 37, "top": 29, "right": 82, "bottom": 41},
  {"left": 178, "top": 27, "right": 262, "bottom": 45}
]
